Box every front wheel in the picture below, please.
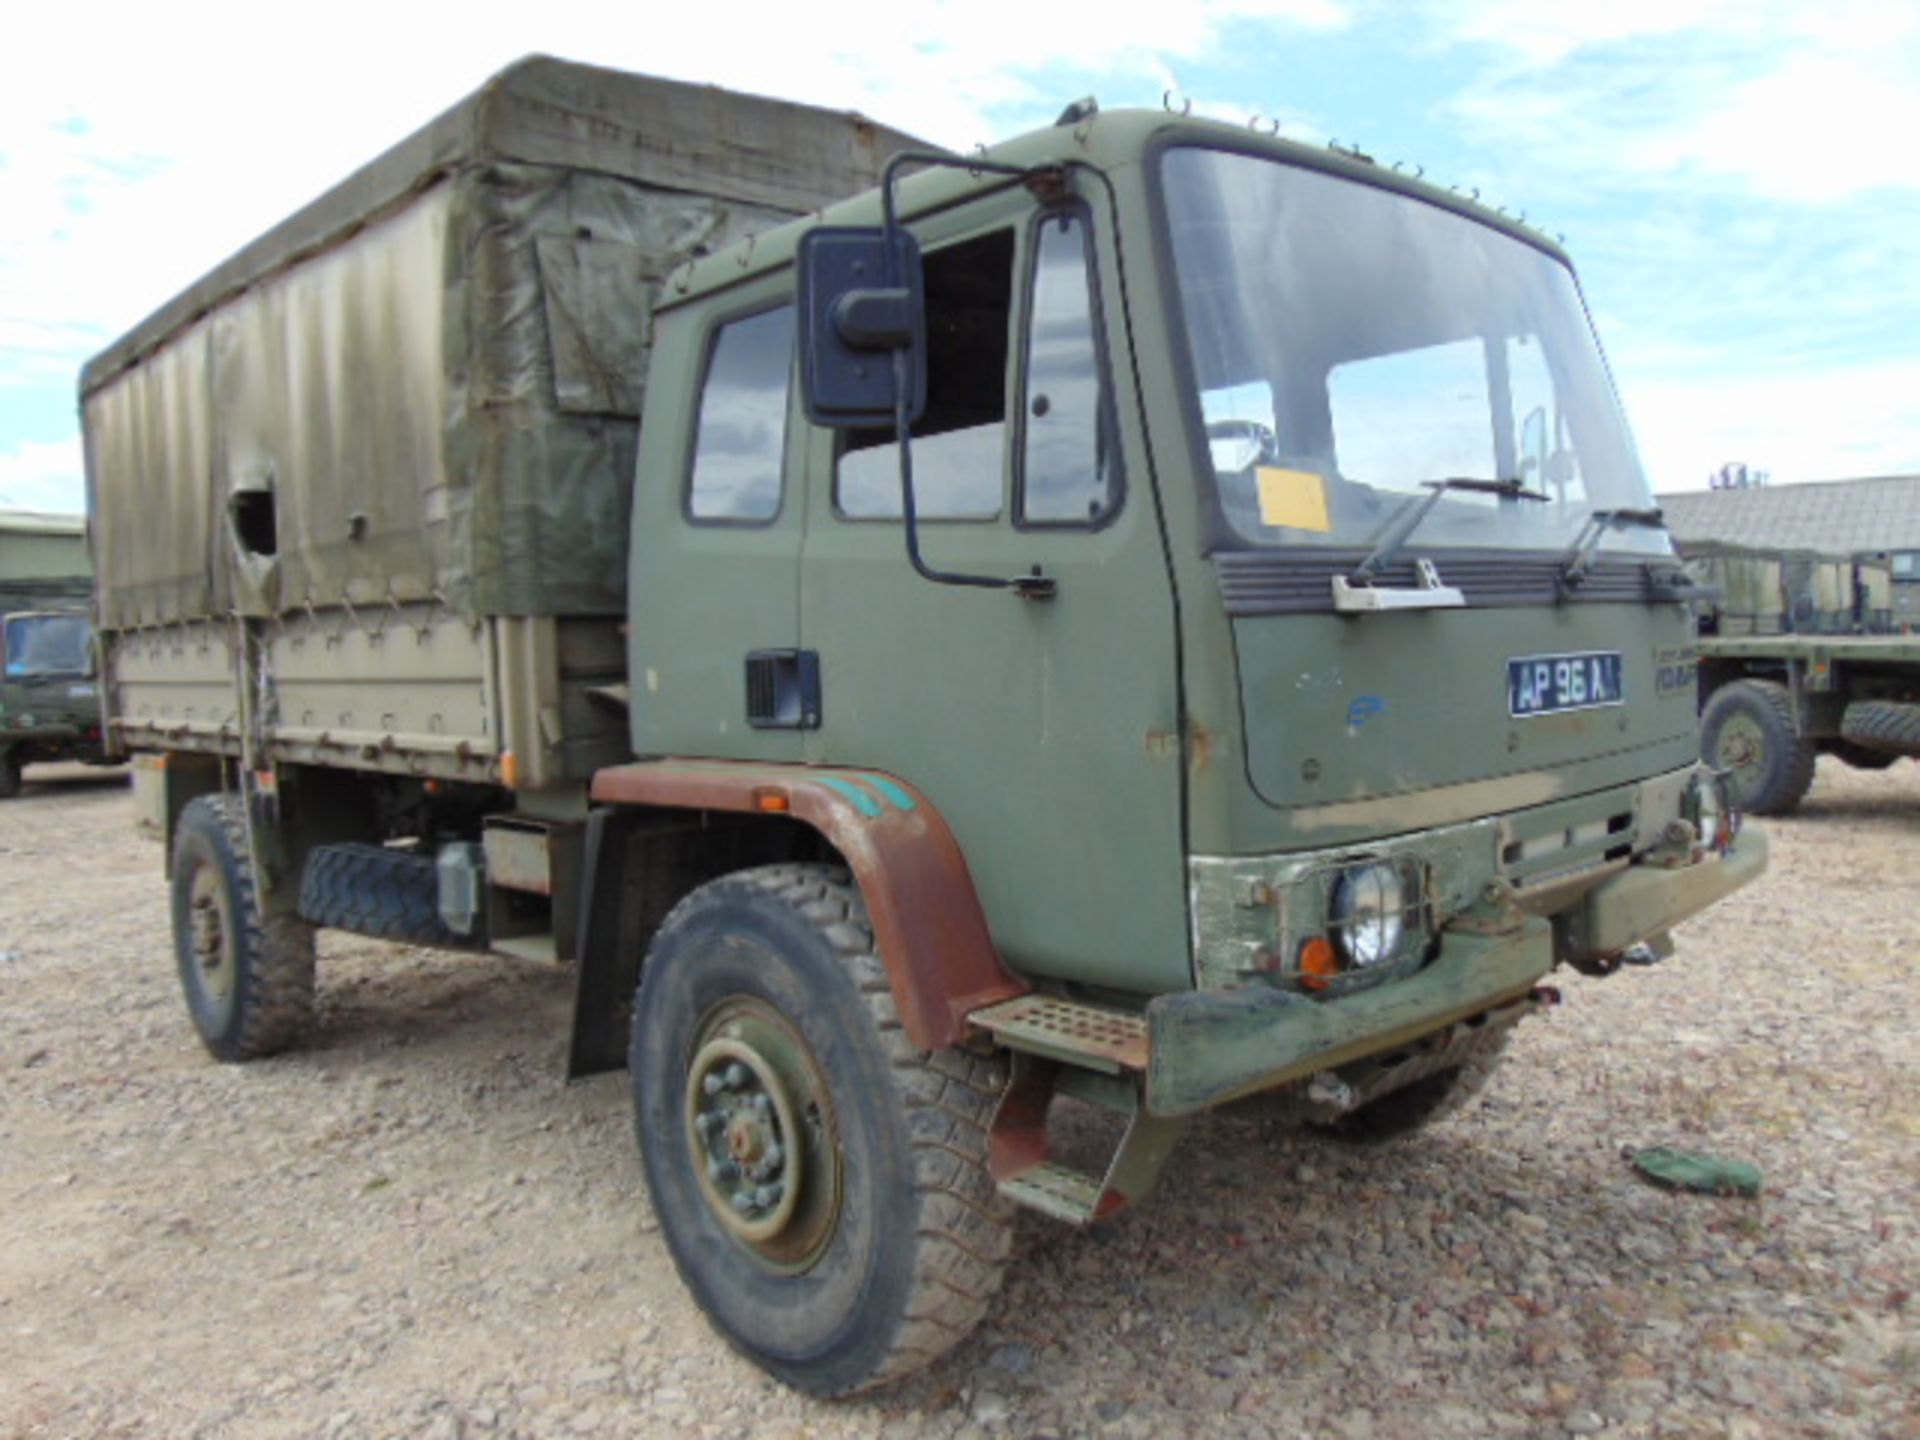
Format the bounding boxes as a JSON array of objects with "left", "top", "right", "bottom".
[
  {"left": 0, "top": 748, "right": 22, "bottom": 800},
  {"left": 1701, "top": 679, "right": 1815, "bottom": 815},
  {"left": 629, "top": 864, "right": 1011, "bottom": 1396}
]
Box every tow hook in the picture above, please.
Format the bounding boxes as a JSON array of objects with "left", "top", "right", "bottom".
[{"left": 1306, "top": 1071, "right": 1356, "bottom": 1110}]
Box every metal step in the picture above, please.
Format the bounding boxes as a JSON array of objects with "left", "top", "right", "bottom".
[
  {"left": 969, "top": 994, "right": 1149, "bottom": 1074},
  {"left": 492, "top": 934, "right": 557, "bottom": 963},
  {"left": 997, "top": 1160, "right": 1107, "bottom": 1225},
  {"left": 985, "top": 1051, "right": 1187, "bottom": 1226}
]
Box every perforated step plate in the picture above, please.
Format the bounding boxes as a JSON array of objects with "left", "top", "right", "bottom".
[
  {"left": 997, "top": 1161, "right": 1107, "bottom": 1226},
  {"left": 969, "top": 994, "right": 1149, "bottom": 1074}
]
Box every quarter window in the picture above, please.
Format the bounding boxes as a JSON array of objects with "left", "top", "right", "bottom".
[
  {"left": 1021, "top": 211, "right": 1118, "bottom": 525},
  {"left": 689, "top": 305, "right": 794, "bottom": 522}
]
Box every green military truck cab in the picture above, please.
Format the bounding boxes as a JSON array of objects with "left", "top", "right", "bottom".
[
  {"left": 1, "top": 511, "right": 106, "bottom": 797},
  {"left": 85, "top": 62, "right": 1764, "bottom": 1395}
]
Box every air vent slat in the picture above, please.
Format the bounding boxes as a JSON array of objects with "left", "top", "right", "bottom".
[{"left": 1217, "top": 551, "right": 1661, "bottom": 616}]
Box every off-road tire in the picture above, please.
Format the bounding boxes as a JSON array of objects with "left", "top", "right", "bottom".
[
  {"left": 1314, "top": 1031, "right": 1512, "bottom": 1143},
  {"left": 1838, "top": 700, "right": 1920, "bottom": 760},
  {"left": 0, "top": 749, "right": 21, "bottom": 800},
  {"left": 298, "top": 843, "right": 460, "bottom": 946},
  {"left": 1701, "top": 679, "right": 1816, "bottom": 815},
  {"left": 170, "top": 794, "right": 316, "bottom": 1061},
  {"left": 1825, "top": 739, "right": 1900, "bottom": 771},
  {"left": 630, "top": 863, "right": 1012, "bottom": 1396}
]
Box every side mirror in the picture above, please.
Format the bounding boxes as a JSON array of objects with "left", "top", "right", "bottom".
[
  {"left": 1518, "top": 404, "right": 1548, "bottom": 481},
  {"left": 796, "top": 227, "right": 927, "bottom": 429}
]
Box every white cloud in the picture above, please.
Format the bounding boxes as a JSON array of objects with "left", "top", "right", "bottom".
[
  {"left": 1429, "top": 0, "right": 1920, "bottom": 202},
  {"left": 1, "top": 1, "right": 1351, "bottom": 416},
  {"left": 1621, "top": 358, "right": 1920, "bottom": 492},
  {"left": 0, "top": 437, "right": 84, "bottom": 514}
]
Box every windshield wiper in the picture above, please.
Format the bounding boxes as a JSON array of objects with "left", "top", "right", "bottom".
[
  {"left": 1349, "top": 477, "right": 1549, "bottom": 586},
  {"left": 1558, "top": 507, "right": 1666, "bottom": 593}
]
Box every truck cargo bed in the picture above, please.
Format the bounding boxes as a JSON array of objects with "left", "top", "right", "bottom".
[{"left": 82, "top": 57, "right": 925, "bottom": 788}]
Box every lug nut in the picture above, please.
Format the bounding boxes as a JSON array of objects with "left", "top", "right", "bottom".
[{"left": 725, "top": 1063, "right": 749, "bottom": 1090}]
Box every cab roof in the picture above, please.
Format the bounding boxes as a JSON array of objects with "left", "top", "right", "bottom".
[{"left": 655, "top": 106, "right": 1572, "bottom": 310}]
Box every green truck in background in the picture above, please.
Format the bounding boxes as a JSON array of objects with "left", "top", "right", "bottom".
[
  {"left": 1, "top": 509, "right": 107, "bottom": 798},
  {"left": 1690, "top": 541, "right": 1920, "bottom": 813},
  {"left": 81, "top": 57, "right": 1765, "bottom": 1394}
]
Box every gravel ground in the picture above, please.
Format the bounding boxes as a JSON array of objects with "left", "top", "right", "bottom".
[{"left": 2, "top": 759, "right": 1916, "bottom": 1440}]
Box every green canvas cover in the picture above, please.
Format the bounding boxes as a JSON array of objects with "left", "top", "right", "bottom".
[
  {"left": 1683, "top": 539, "right": 1895, "bottom": 637},
  {"left": 81, "top": 57, "right": 927, "bottom": 628}
]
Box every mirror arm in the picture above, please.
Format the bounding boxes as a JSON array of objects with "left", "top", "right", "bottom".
[{"left": 879, "top": 152, "right": 1062, "bottom": 602}]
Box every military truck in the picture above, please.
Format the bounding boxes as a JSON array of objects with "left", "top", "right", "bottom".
[
  {"left": 1, "top": 509, "right": 106, "bottom": 797},
  {"left": 82, "top": 57, "right": 1765, "bottom": 1395},
  {"left": 1690, "top": 541, "right": 1920, "bottom": 813}
]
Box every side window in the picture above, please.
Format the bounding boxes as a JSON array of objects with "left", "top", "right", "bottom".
[
  {"left": 1021, "top": 211, "right": 1119, "bottom": 525},
  {"left": 837, "top": 229, "right": 1014, "bottom": 520},
  {"left": 688, "top": 305, "right": 795, "bottom": 523}
]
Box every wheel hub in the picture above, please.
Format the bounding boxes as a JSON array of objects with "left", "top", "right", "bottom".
[
  {"left": 683, "top": 1000, "right": 841, "bottom": 1270},
  {"left": 1718, "top": 716, "right": 1762, "bottom": 769},
  {"left": 187, "top": 866, "right": 234, "bottom": 1003}
]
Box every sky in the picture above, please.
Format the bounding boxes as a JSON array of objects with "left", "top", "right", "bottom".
[{"left": 3, "top": 0, "right": 1917, "bottom": 514}]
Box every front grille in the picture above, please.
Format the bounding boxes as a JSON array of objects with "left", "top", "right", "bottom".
[{"left": 1217, "top": 550, "right": 1664, "bottom": 616}]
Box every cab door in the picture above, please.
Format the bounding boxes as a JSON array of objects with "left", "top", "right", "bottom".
[
  {"left": 629, "top": 281, "right": 807, "bottom": 761},
  {"left": 797, "top": 188, "right": 1189, "bottom": 993}
]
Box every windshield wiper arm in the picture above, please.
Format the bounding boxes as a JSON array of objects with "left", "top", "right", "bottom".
[
  {"left": 1350, "top": 477, "right": 1549, "bottom": 585},
  {"left": 1559, "top": 507, "right": 1666, "bottom": 592}
]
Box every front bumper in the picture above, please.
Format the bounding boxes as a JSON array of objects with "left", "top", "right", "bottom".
[{"left": 1144, "top": 826, "right": 1768, "bottom": 1117}]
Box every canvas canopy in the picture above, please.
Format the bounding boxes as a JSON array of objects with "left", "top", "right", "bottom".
[
  {"left": 82, "top": 56, "right": 926, "bottom": 628},
  {"left": 1683, "top": 540, "right": 1894, "bottom": 636}
]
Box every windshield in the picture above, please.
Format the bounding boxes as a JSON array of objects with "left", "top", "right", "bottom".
[
  {"left": 4, "top": 613, "right": 93, "bottom": 679},
  {"left": 1162, "top": 147, "right": 1668, "bottom": 558}
]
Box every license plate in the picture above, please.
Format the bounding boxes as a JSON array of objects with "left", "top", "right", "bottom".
[{"left": 1508, "top": 651, "right": 1624, "bottom": 717}]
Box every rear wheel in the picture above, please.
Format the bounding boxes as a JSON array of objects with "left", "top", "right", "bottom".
[
  {"left": 630, "top": 864, "right": 1011, "bottom": 1396},
  {"left": 170, "top": 794, "right": 316, "bottom": 1060},
  {"left": 1701, "top": 679, "right": 1815, "bottom": 815}
]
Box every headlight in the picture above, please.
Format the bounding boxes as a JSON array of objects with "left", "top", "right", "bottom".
[{"left": 1329, "top": 862, "right": 1410, "bottom": 969}]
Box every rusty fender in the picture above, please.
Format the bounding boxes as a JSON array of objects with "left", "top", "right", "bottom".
[{"left": 589, "top": 759, "right": 1026, "bottom": 1050}]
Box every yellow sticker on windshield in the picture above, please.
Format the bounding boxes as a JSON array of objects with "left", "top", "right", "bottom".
[{"left": 1255, "top": 468, "right": 1331, "bottom": 532}]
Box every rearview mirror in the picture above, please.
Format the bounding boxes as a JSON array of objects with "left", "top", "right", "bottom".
[
  {"left": 796, "top": 227, "right": 928, "bottom": 429},
  {"left": 1519, "top": 405, "right": 1548, "bottom": 481}
]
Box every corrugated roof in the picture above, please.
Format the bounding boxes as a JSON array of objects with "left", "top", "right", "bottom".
[{"left": 1656, "top": 475, "right": 1920, "bottom": 556}]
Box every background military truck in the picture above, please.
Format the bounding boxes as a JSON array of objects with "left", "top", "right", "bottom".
[
  {"left": 1, "top": 509, "right": 107, "bottom": 797},
  {"left": 1688, "top": 541, "right": 1920, "bottom": 813},
  {"left": 83, "top": 57, "right": 1764, "bottom": 1395}
]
